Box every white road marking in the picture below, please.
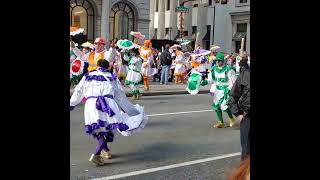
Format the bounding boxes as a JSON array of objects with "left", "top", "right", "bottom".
[
  {"left": 92, "top": 152, "right": 241, "bottom": 180},
  {"left": 147, "top": 110, "right": 212, "bottom": 117}
]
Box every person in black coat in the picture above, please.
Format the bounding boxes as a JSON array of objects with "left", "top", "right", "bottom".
[{"left": 228, "top": 56, "right": 250, "bottom": 160}]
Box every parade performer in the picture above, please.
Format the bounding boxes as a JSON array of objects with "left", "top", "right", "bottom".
[
  {"left": 70, "top": 59, "right": 148, "bottom": 166},
  {"left": 114, "top": 49, "right": 128, "bottom": 84},
  {"left": 208, "top": 45, "right": 220, "bottom": 69},
  {"left": 193, "top": 49, "right": 211, "bottom": 80},
  {"left": 125, "top": 48, "right": 143, "bottom": 100},
  {"left": 71, "top": 37, "right": 116, "bottom": 72},
  {"left": 139, "top": 40, "right": 155, "bottom": 91},
  {"left": 200, "top": 52, "right": 237, "bottom": 128},
  {"left": 173, "top": 47, "right": 187, "bottom": 84}
]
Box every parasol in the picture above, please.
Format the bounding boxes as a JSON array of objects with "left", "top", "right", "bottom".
[
  {"left": 130, "top": 31, "right": 145, "bottom": 40},
  {"left": 70, "top": 26, "right": 84, "bottom": 36},
  {"left": 116, "top": 39, "right": 135, "bottom": 50},
  {"left": 81, "top": 41, "right": 94, "bottom": 49}
]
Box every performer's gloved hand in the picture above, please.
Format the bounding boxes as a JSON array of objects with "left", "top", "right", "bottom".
[
  {"left": 200, "top": 79, "right": 208, "bottom": 86},
  {"left": 70, "top": 106, "right": 75, "bottom": 111}
]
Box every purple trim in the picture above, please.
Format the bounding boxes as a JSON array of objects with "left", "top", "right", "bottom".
[
  {"left": 87, "top": 95, "right": 115, "bottom": 117},
  {"left": 98, "top": 68, "right": 109, "bottom": 72},
  {"left": 200, "top": 57, "right": 208, "bottom": 64},
  {"left": 84, "top": 72, "right": 117, "bottom": 82},
  {"left": 85, "top": 119, "right": 129, "bottom": 135}
]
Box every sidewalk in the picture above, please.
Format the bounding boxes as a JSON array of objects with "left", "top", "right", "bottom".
[{"left": 70, "top": 81, "right": 210, "bottom": 96}]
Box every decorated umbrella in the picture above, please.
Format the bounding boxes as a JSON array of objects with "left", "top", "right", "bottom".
[
  {"left": 170, "top": 44, "right": 182, "bottom": 50},
  {"left": 130, "top": 31, "right": 145, "bottom": 40},
  {"left": 117, "top": 39, "right": 135, "bottom": 50},
  {"left": 81, "top": 41, "right": 94, "bottom": 49},
  {"left": 70, "top": 59, "right": 89, "bottom": 76},
  {"left": 70, "top": 26, "right": 84, "bottom": 36},
  {"left": 210, "top": 44, "right": 220, "bottom": 51},
  {"left": 186, "top": 70, "right": 202, "bottom": 95},
  {"left": 193, "top": 49, "right": 211, "bottom": 57}
]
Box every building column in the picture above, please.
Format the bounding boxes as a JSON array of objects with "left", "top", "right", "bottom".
[
  {"left": 158, "top": 0, "right": 165, "bottom": 39},
  {"left": 170, "top": 0, "right": 178, "bottom": 40},
  {"left": 149, "top": 0, "right": 155, "bottom": 39},
  {"left": 101, "top": 0, "right": 110, "bottom": 41}
]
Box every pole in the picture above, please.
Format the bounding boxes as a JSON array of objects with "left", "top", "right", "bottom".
[{"left": 213, "top": 4, "right": 215, "bottom": 44}]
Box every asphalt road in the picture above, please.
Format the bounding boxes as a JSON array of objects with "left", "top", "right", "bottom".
[{"left": 70, "top": 94, "right": 241, "bottom": 180}]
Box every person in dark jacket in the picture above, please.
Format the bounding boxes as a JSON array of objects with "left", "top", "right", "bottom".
[
  {"left": 160, "top": 44, "right": 172, "bottom": 85},
  {"left": 228, "top": 56, "right": 250, "bottom": 160}
]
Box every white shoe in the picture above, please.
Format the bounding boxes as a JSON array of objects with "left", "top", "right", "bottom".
[
  {"left": 101, "top": 150, "right": 112, "bottom": 159},
  {"left": 89, "top": 154, "right": 106, "bottom": 166}
]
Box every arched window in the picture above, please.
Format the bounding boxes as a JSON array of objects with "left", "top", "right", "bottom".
[
  {"left": 70, "top": 0, "right": 95, "bottom": 42},
  {"left": 110, "top": 2, "right": 134, "bottom": 41}
]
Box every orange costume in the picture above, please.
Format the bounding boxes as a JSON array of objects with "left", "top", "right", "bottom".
[
  {"left": 173, "top": 50, "right": 187, "bottom": 84},
  {"left": 139, "top": 40, "right": 154, "bottom": 91},
  {"left": 86, "top": 37, "right": 116, "bottom": 72}
]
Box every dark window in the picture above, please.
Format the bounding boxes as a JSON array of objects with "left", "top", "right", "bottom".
[
  {"left": 193, "top": 4, "right": 198, "bottom": 8},
  {"left": 192, "top": 26, "right": 197, "bottom": 34},
  {"left": 167, "top": 0, "right": 170, "bottom": 10},
  {"left": 165, "top": 28, "right": 169, "bottom": 35},
  {"left": 240, "top": 0, "right": 248, "bottom": 3},
  {"left": 237, "top": 23, "right": 247, "bottom": 32},
  {"left": 209, "top": 0, "right": 213, "bottom": 6},
  {"left": 156, "top": 0, "right": 159, "bottom": 12}
]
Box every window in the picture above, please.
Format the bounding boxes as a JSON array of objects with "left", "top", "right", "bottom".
[
  {"left": 235, "top": 37, "right": 246, "bottom": 53},
  {"left": 193, "top": 4, "right": 198, "bottom": 8},
  {"left": 192, "top": 26, "right": 197, "bottom": 34},
  {"left": 154, "top": 28, "right": 158, "bottom": 38},
  {"left": 237, "top": 23, "right": 247, "bottom": 32},
  {"left": 156, "top": 0, "right": 159, "bottom": 12},
  {"left": 70, "top": 0, "right": 95, "bottom": 42},
  {"left": 110, "top": 2, "right": 135, "bottom": 41},
  {"left": 165, "top": 28, "right": 169, "bottom": 35},
  {"left": 240, "top": 0, "right": 248, "bottom": 3},
  {"left": 209, "top": 0, "right": 213, "bottom": 6},
  {"left": 167, "top": 0, "right": 170, "bottom": 10}
]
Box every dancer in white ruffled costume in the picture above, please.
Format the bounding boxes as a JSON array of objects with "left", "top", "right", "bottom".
[
  {"left": 70, "top": 59, "right": 148, "bottom": 166},
  {"left": 125, "top": 48, "right": 143, "bottom": 100}
]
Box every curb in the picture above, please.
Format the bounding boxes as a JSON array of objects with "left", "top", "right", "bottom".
[
  {"left": 127, "top": 90, "right": 210, "bottom": 97},
  {"left": 70, "top": 88, "right": 209, "bottom": 97}
]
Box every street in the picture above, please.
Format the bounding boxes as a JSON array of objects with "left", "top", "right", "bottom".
[{"left": 70, "top": 94, "right": 241, "bottom": 180}]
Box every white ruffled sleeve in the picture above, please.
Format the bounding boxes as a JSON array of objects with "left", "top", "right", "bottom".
[
  {"left": 227, "top": 69, "right": 237, "bottom": 91},
  {"left": 70, "top": 76, "right": 86, "bottom": 107},
  {"left": 207, "top": 71, "right": 214, "bottom": 85},
  {"left": 72, "top": 47, "right": 82, "bottom": 58}
]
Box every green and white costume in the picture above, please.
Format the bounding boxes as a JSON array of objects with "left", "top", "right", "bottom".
[
  {"left": 125, "top": 55, "right": 143, "bottom": 97},
  {"left": 203, "top": 65, "right": 237, "bottom": 111},
  {"left": 200, "top": 52, "right": 237, "bottom": 126}
]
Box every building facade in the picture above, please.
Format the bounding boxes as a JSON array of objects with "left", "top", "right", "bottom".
[
  {"left": 150, "top": 0, "right": 250, "bottom": 54},
  {"left": 70, "top": 0, "right": 150, "bottom": 44}
]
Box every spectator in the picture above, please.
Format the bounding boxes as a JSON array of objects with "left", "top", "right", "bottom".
[
  {"left": 229, "top": 56, "right": 250, "bottom": 160},
  {"left": 160, "top": 44, "right": 172, "bottom": 85}
]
